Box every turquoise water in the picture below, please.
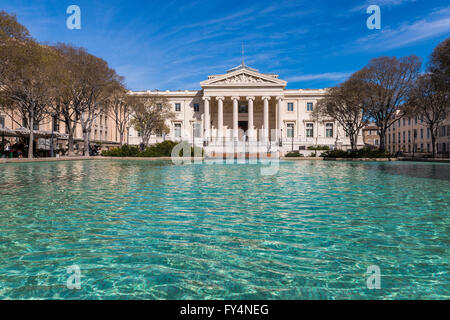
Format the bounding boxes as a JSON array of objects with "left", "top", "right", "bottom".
[{"left": 0, "top": 160, "right": 449, "bottom": 300}]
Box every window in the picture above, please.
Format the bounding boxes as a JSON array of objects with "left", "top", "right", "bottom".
[
  {"left": 105, "top": 116, "right": 108, "bottom": 128},
  {"left": 287, "top": 103, "right": 294, "bottom": 112},
  {"left": 175, "top": 103, "right": 181, "bottom": 112},
  {"left": 408, "top": 118, "right": 411, "bottom": 125},
  {"left": 0, "top": 115, "right": 5, "bottom": 129},
  {"left": 375, "top": 139, "right": 379, "bottom": 146},
  {"left": 193, "top": 103, "right": 200, "bottom": 112},
  {"left": 193, "top": 122, "right": 201, "bottom": 138},
  {"left": 420, "top": 144, "right": 423, "bottom": 152},
  {"left": 403, "top": 131, "right": 405, "bottom": 143},
  {"left": 100, "top": 115, "right": 103, "bottom": 127},
  {"left": 174, "top": 123, "right": 182, "bottom": 138},
  {"left": 238, "top": 103, "right": 248, "bottom": 113},
  {"left": 306, "top": 123, "right": 314, "bottom": 137},
  {"left": 420, "top": 128, "right": 423, "bottom": 139},
  {"left": 157, "top": 103, "right": 163, "bottom": 111},
  {"left": 398, "top": 132, "right": 401, "bottom": 143},
  {"left": 306, "top": 102, "right": 313, "bottom": 112},
  {"left": 427, "top": 144, "right": 430, "bottom": 152},
  {"left": 33, "top": 120, "right": 39, "bottom": 131},
  {"left": 155, "top": 129, "right": 162, "bottom": 137},
  {"left": 286, "top": 123, "right": 294, "bottom": 138},
  {"left": 326, "top": 123, "right": 334, "bottom": 138},
  {"left": 427, "top": 128, "right": 430, "bottom": 139},
  {"left": 403, "top": 118, "right": 406, "bottom": 126},
  {"left": 408, "top": 131, "right": 411, "bottom": 142}
]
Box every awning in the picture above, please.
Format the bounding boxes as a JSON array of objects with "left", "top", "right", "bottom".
[{"left": 0, "top": 127, "right": 69, "bottom": 139}]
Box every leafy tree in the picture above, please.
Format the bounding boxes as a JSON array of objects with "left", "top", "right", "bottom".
[
  {"left": 75, "top": 52, "right": 118, "bottom": 156},
  {"left": 0, "top": 12, "right": 60, "bottom": 158}
]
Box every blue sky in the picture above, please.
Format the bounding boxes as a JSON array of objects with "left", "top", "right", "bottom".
[{"left": 2, "top": 0, "right": 449, "bottom": 90}]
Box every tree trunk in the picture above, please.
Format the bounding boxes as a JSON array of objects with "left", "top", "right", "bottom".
[
  {"left": 83, "top": 130, "right": 90, "bottom": 156},
  {"left": 68, "top": 133, "right": 74, "bottom": 156},
  {"left": 28, "top": 114, "right": 34, "bottom": 159},
  {"left": 431, "top": 132, "right": 437, "bottom": 159},
  {"left": 350, "top": 134, "right": 356, "bottom": 151},
  {"left": 378, "top": 128, "right": 386, "bottom": 152},
  {"left": 119, "top": 131, "right": 124, "bottom": 146}
]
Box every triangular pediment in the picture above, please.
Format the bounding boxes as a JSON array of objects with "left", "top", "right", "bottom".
[{"left": 201, "top": 68, "right": 287, "bottom": 87}]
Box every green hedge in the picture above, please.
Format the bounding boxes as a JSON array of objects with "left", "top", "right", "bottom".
[
  {"left": 285, "top": 151, "right": 304, "bottom": 157},
  {"left": 101, "top": 144, "right": 140, "bottom": 157},
  {"left": 321, "top": 147, "right": 391, "bottom": 158},
  {"left": 307, "top": 145, "right": 330, "bottom": 151},
  {"left": 101, "top": 141, "right": 203, "bottom": 158}
]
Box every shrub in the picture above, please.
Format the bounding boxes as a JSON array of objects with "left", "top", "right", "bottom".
[
  {"left": 285, "top": 151, "right": 303, "bottom": 157},
  {"left": 101, "top": 144, "right": 139, "bottom": 157},
  {"left": 139, "top": 140, "right": 178, "bottom": 157},
  {"left": 307, "top": 145, "right": 330, "bottom": 151},
  {"left": 102, "top": 141, "right": 204, "bottom": 158},
  {"left": 321, "top": 147, "right": 391, "bottom": 158}
]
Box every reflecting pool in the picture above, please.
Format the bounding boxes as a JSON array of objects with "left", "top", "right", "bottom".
[{"left": 0, "top": 160, "right": 448, "bottom": 299}]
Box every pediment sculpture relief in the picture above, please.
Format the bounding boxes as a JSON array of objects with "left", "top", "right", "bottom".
[{"left": 214, "top": 74, "right": 273, "bottom": 84}]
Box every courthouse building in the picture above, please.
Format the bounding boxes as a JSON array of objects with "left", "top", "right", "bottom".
[{"left": 129, "top": 63, "right": 363, "bottom": 156}]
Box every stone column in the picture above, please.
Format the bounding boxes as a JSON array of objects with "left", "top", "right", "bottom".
[
  {"left": 277, "top": 96, "right": 283, "bottom": 142},
  {"left": 247, "top": 96, "right": 255, "bottom": 140},
  {"left": 203, "top": 97, "right": 211, "bottom": 142},
  {"left": 232, "top": 96, "right": 239, "bottom": 141},
  {"left": 262, "top": 96, "right": 270, "bottom": 142},
  {"left": 216, "top": 96, "right": 224, "bottom": 139}
]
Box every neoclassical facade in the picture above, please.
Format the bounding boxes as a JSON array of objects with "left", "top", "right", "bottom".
[{"left": 129, "top": 64, "right": 363, "bottom": 156}]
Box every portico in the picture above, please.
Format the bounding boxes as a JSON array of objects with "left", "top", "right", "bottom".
[{"left": 200, "top": 64, "right": 287, "bottom": 144}]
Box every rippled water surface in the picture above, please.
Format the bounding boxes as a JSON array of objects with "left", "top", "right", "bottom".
[{"left": 0, "top": 160, "right": 449, "bottom": 299}]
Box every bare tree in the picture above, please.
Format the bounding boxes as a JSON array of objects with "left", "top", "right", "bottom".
[
  {"left": 130, "top": 96, "right": 175, "bottom": 147},
  {"left": 428, "top": 37, "right": 450, "bottom": 90},
  {"left": 105, "top": 79, "right": 131, "bottom": 146},
  {"left": 407, "top": 39, "right": 450, "bottom": 158},
  {"left": 353, "top": 55, "right": 422, "bottom": 151},
  {"left": 315, "top": 78, "right": 371, "bottom": 150}
]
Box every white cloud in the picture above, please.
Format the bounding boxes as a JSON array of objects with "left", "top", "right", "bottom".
[
  {"left": 286, "top": 72, "right": 353, "bottom": 82},
  {"left": 351, "top": 0, "right": 416, "bottom": 12},
  {"left": 355, "top": 7, "right": 450, "bottom": 51}
]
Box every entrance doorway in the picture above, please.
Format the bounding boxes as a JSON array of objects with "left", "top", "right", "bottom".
[{"left": 238, "top": 121, "right": 248, "bottom": 141}]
